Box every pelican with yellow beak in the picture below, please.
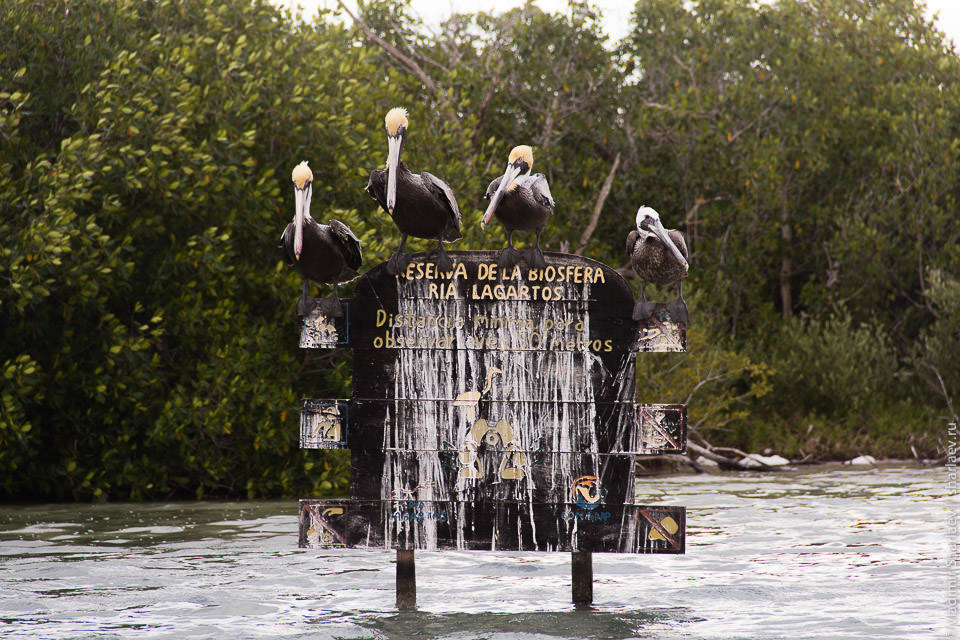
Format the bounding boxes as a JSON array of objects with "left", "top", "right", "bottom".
[
  {"left": 626, "top": 206, "right": 689, "bottom": 323},
  {"left": 280, "top": 161, "right": 362, "bottom": 317},
  {"left": 366, "top": 107, "right": 462, "bottom": 274},
  {"left": 481, "top": 145, "right": 554, "bottom": 269}
]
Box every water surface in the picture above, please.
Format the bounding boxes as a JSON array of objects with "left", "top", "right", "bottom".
[{"left": 0, "top": 465, "right": 954, "bottom": 639}]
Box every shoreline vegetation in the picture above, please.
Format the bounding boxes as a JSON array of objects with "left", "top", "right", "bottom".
[{"left": 1, "top": 0, "right": 957, "bottom": 502}]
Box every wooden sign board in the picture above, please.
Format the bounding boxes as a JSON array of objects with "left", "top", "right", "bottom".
[
  {"left": 299, "top": 499, "right": 684, "bottom": 553},
  {"left": 297, "top": 251, "right": 686, "bottom": 553},
  {"left": 299, "top": 254, "right": 686, "bottom": 353},
  {"left": 300, "top": 399, "right": 686, "bottom": 455}
]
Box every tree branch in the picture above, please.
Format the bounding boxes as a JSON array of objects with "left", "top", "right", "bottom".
[
  {"left": 539, "top": 93, "right": 560, "bottom": 151},
  {"left": 575, "top": 152, "right": 620, "bottom": 255},
  {"left": 336, "top": 0, "right": 458, "bottom": 125},
  {"left": 686, "top": 442, "right": 753, "bottom": 470},
  {"left": 918, "top": 359, "right": 960, "bottom": 425},
  {"left": 472, "top": 57, "right": 504, "bottom": 147}
]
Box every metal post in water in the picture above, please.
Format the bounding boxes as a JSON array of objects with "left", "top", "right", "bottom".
[
  {"left": 572, "top": 550, "right": 593, "bottom": 607},
  {"left": 396, "top": 549, "right": 416, "bottom": 610}
]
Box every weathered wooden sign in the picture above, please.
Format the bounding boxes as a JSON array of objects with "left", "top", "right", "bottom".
[
  {"left": 301, "top": 399, "right": 686, "bottom": 455},
  {"left": 300, "top": 499, "right": 684, "bottom": 552},
  {"left": 296, "top": 251, "right": 686, "bottom": 558}
]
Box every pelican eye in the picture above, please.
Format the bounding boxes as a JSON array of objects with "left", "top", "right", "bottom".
[{"left": 512, "top": 159, "right": 530, "bottom": 173}]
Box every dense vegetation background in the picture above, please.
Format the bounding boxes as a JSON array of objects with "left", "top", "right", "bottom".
[{"left": 1, "top": 0, "right": 957, "bottom": 501}]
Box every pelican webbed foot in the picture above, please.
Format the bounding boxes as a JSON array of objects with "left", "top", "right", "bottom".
[
  {"left": 497, "top": 245, "right": 521, "bottom": 269},
  {"left": 386, "top": 234, "right": 410, "bottom": 276},
  {"left": 523, "top": 247, "right": 547, "bottom": 270},
  {"left": 666, "top": 299, "right": 688, "bottom": 325},
  {"left": 386, "top": 251, "right": 412, "bottom": 276},
  {"left": 666, "top": 280, "right": 689, "bottom": 325},
  {"left": 315, "top": 295, "right": 345, "bottom": 318},
  {"left": 632, "top": 299, "right": 657, "bottom": 322},
  {"left": 297, "top": 280, "right": 317, "bottom": 317},
  {"left": 431, "top": 241, "right": 453, "bottom": 273},
  {"left": 297, "top": 295, "right": 318, "bottom": 318},
  {"left": 632, "top": 284, "right": 656, "bottom": 322}
]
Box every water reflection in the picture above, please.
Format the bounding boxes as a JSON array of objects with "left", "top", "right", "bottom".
[{"left": 356, "top": 609, "right": 700, "bottom": 640}]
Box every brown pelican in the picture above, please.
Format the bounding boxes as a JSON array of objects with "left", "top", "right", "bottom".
[
  {"left": 626, "top": 206, "right": 689, "bottom": 323},
  {"left": 481, "top": 145, "right": 554, "bottom": 269},
  {"left": 280, "top": 161, "right": 362, "bottom": 317},
  {"left": 366, "top": 107, "right": 462, "bottom": 274}
]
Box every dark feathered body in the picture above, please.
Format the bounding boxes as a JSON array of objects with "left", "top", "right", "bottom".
[
  {"left": 627, "top": 228, "right": 688, "bottom": 286},
  {"left": 281, "top": 218, "right": 362, "bottom": 285},
  {"left": 484, "top": 174, "right": 554, "bottom": 233},
  {"left": 366, "top": 161, "right": 461, "bottom": 241}
]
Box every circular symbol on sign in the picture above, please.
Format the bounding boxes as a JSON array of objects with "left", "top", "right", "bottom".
[{"left": 571, "top": 475, "right": 604, "bottom": 510}]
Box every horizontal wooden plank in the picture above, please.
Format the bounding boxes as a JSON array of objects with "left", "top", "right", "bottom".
[
  {"left": 301, "top": 304, "right": 684, "bottom": 353},
  {"left": 297, "top": 252, "right": 685, "bottom": 353},
  {"left": 299, "top": 399, "right": 685, "bottom": 455},
  {"left": 348, "top": 449, "right": 637, "bottom": 506},
  {"left": 348, "top": 348, "right": 636, "bottom": 401},
  {"left": 299, "top": 499, "right": 685, "bottom": 553},
  {"left": 302, "top": 305, "right": 637, "bottom": 353}
]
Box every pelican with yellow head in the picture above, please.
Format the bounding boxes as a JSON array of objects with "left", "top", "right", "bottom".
[
  {"left": 366, "top": 107, "right": 462, "bottom": 274},
  {"left": 481, "top": 145, "right": 554, "bottom": 269},
  {"left": 280, "top": 161, "right": 363, "bottom": 317}
]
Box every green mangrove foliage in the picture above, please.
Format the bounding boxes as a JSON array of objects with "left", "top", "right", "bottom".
[{"left": 1, "top": 0, "right": 957, "bottom": 500}]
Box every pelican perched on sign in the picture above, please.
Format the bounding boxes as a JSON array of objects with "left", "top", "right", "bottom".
[
  {"left": 280, "top": 161, "right": 362, "bottom": 317},
  {"left": 366, "top": 107, "right": 462, "bottom": 275},
  {"left": 481, "top": 145, "right": 554, "bottom": 269},
  {"left": 626, "top": 206, "right": 689, "bottom": 323}
]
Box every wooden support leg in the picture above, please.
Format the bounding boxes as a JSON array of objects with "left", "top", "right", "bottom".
[
  {"left": 572, "top": 550, "right": 593, "bottom": 608},
  {"left": 396, "top": 549, "right": 416, "bottom": 610}
]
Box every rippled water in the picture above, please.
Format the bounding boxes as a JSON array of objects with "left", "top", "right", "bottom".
[{"left": 1, "top": 465, "right": 955, "bottom": 639}]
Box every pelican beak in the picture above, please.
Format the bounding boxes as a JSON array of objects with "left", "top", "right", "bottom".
[
  {"left": 386, "top": 132, "right": 403, "bottom": 214},
  {"left": 650, "top": 217, "right": 688, "bottom": 271},
  {"left": 294, "top": 184, "right": 309, "bottom": 261},
  {"left": 481, "top": 161, "right": 524, "bottom": 230}
]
